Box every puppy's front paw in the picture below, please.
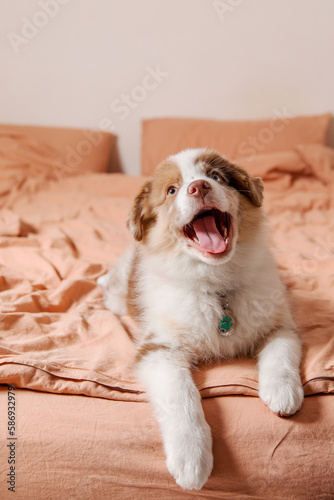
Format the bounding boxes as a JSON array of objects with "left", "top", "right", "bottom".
[
  {"left": 165, "top": 421, "right": 213, "bottom": 490},
  {"left": 259, "top": 375, "right": 304, "bottom": 416}
]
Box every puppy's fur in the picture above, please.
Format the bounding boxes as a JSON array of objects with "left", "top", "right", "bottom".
[{"left": 98, "top": 149, "right": 303, "bottom": 490}]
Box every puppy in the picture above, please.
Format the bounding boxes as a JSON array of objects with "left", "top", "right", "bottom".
[{"left": 98, "top": 148, "right": 304, "bottom": 490}]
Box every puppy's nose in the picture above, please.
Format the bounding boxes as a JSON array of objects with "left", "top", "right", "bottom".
[{"left": 187, "top": 180, "right": 211, "bottom": 198}]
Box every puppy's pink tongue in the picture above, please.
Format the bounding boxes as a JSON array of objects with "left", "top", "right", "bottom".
[{"left": 192, "top": 215, "right": 226, "bottom": 254}]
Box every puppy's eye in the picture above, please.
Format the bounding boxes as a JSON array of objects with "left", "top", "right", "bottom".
[
  {"left": 167, "top": 186, "right": 177, "bottom": 197},
  {"left": 210, "top": 172, "right": 222, "bottom": 182}
]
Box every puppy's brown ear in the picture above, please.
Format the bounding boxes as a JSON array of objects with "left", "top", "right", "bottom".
[
  {"left": 219, "top": 162, "right": 264, "bottom": 207},
  {"left": 127, "top": 181, "right": 156, "bottom": 241},
  {"left": 229, "top": 168, "right": 264, "bottom": 207},
  {"left": 196, "top": 150, "right": 264, "bottom": 207},
  {"left": 250, "top": 176, "right": 264, "bottom": 207}
]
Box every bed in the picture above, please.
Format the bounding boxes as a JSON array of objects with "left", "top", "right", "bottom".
[{"left": 0, "top": 115, "right": 333, "bottom": 499}]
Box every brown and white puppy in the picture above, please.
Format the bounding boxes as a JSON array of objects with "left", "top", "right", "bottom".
[{"left": 98, "top": 148, "right": 303, "bottom": 491}]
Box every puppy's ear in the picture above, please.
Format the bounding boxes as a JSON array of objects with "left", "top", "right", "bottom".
[
  {"left": 197, "top": 150, "right": 264, "bottom": 207},
  {"left": 127, "top": 181, "right": 156, "bottom": 241},
  {"left": 249, "top": 176, "right": 264, "bottom": 207},
  {"left": 227, "top": 166, "right": 264, "bottom": 207}
]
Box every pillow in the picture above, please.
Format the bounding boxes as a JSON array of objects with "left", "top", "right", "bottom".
[
  {"left": 141, "top": 113, "right": 331, "bottom": 175},
  {"left": 0, "top": 124, "right": 115, "bottom": 175}
]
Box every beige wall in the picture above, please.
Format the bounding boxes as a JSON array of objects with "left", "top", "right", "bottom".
[{"left": 1, "top": 0, "right": 334, "bottom": 175}]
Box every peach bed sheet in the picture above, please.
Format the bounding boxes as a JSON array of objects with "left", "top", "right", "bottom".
[
  {"left": 0, "top": 135, "right": 333, "bottom": 401},
  {"left": 0, "top": 386, "right": 333, "bottom": 499}
]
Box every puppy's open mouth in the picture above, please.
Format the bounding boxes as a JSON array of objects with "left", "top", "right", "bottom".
[{"left": 183, "top": 208, "right": 232, "bottom": 255}]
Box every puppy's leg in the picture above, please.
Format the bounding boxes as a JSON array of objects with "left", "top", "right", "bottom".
[
  {"left": 136, "top": 348, "right": 213, "bottom": 491},
  {"left": 258, "top": 327, "right": 304, "bottom": 416},
  {"left": 97, "top": 246, "right": 134, "bottom": 316}
]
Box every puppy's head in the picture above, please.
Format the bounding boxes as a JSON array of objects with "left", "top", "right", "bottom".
[{"left": 128, "top": 148, "right": 263, "bottom": 264}]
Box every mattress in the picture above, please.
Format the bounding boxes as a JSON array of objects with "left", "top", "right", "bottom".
[{"left": 0, "top": 128, "right": 333, "bottom": 499}]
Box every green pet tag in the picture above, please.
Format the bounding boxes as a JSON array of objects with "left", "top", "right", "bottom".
[{"left": 218, "top": 310, "right": 236, "bottom": 337}]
